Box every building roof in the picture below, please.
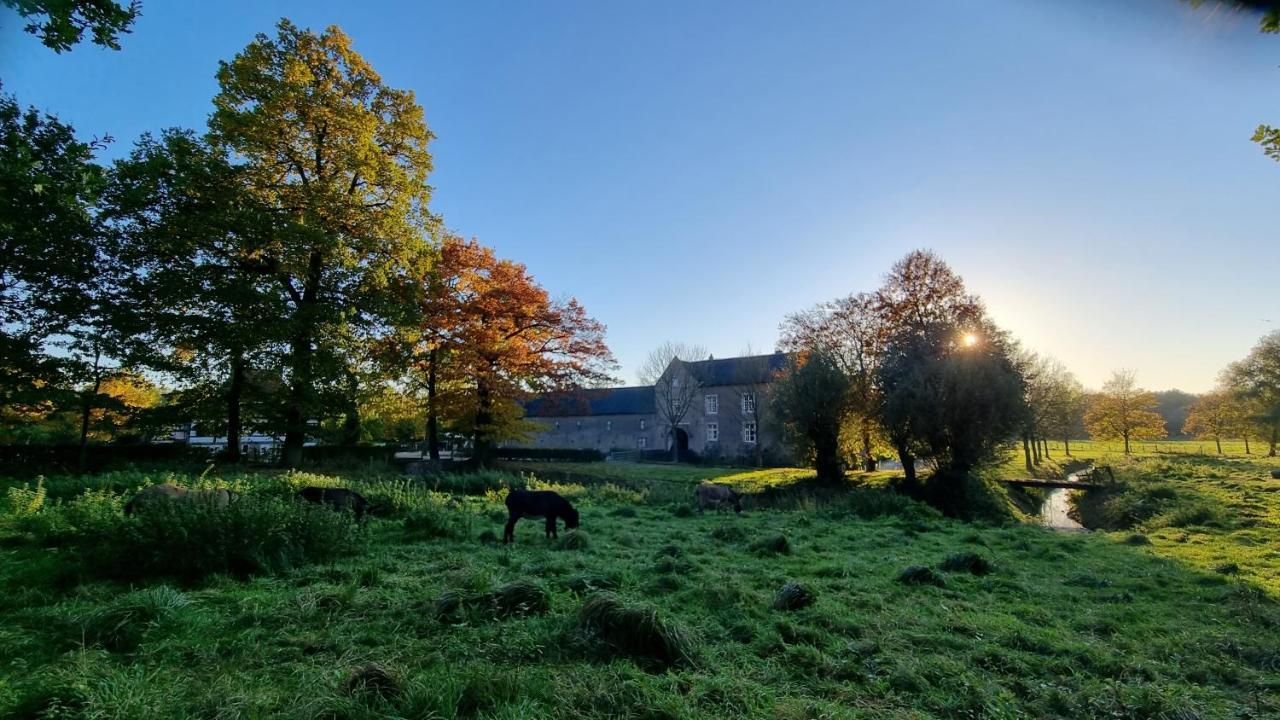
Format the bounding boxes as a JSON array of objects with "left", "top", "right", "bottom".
[
  {"left": 680, "top": 352, "right": 790, "bottom": 387},
  {"left": 524, "top": 385, "right": 655, "bottom": 417}
]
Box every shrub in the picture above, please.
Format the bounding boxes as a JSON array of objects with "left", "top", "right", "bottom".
[
  {"left": 575, "top": 592, "right": 697, "bottom": 667},
  {"left": 87, "top": 496, "right": 358, "bottom": 582},
  {"left": 897, "top": 565, "right": 945, "bottom": 587},
  {"left": 403, "top": 504, "right": 456, "bottom": 539},
  {"left": 772, "top": 581, "right": 816, "bottom": 611},
  {"left": 940, "top": 552, "right": 994, "bottom": 576},
  {"left": 837, "top": 487, "right": 935, "bottom": 521},
  {"left": 749, "top": 534, "right": 791, "bottom": 555},
  {"left": 1124, "top": 533, "right": 1151, "bottom": 546},
  {"left": 5, "top": 478, "right": 46, "bottom": 516}
]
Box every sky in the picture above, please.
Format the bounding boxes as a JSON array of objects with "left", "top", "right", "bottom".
[{"left": 3, "top": 0, "right": 1278, "bottom": 393}]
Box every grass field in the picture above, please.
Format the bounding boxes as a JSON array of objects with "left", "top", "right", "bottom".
[{"left": 0, "top": 444, "right": 1277, "bottom": 719}]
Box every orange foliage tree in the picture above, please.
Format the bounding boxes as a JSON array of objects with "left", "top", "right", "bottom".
[{"left": 412, "top": 236, "right": 615, "bottom": 462}]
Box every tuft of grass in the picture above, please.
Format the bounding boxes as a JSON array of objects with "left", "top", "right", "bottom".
[
  {"left": 709, "top": 524, "right": 747, "bottom": 542},
  {"left": 609, "top": 506, "right": 637, "bottom": 518},
  {"left": 342, "top": 663, "right": 400, "bottom": 700},
  {"left": 749, "top": 533, "right": 791, "bottom": 555},
  {"left": 486, "top": 580, "right": 550, "bottom": 618},
  {"left": 897, "top": 565, "right": 945, "bottom": 587},
  {"left": 556, "top": 529, "right": 590, "bottom": 550},
  {"left": 1125, "top": 533, "right": 1151, "bottom": 546},
  {"left": 81, "top": 586, "right": 191, "bottom": 651},
  {"left": 940, "top": 552, "right": 995, "bottom": 576},
  {"left": 576, "top": 592, "right": 697, "bottom": 668},
  {"left": 771, "top": 581, "right": 816, "bottom": 611}
]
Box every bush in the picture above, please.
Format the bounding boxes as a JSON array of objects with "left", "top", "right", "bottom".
[
  {"left": 772, "top": 581, "right": 816, "bottom": 611},
  {"left": 575, "top": 592, "right": 697, "bottom": 667},
  {"left": 837, "top": 487, "right": 936, "bottom": 521},
  {"left": 88, "top": 496, "right": 358, "bottom": 582},
  {"left": 494, "top": 447, "right": 604, "bottom": 463},
  {"left": 940, "top": 552, "right": 994, "bottom": 576},
  {"left": 897, "top": 565, "right": 945, "bottom": 587},
  {"left": 403, "top": 504, "right": 457, "bottom": 539},
  {"left": 749, "top": 534, "right": 791, "bottom": 555},
  {"left": 427, "top": 471, "right": 525, "bottom": 496}
]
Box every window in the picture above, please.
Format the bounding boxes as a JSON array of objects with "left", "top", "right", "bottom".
[
  {"left": 606, "top": 420, "right": 613, "bottom": 431},
  {"left": 639, "top": 419, "right": 646, "bottom": 430},
  {"left": 706, "top": 423, "right": 719, "bottom": 442},
  {"left": 741, "top": 392, "right": 756, "bottom": 414},
  {"left": 742, "top": 421, "right": 757, "bottom": 444},
  {"left": 637, "top": 437, "right": 648, "bottom": 449},
  {"left": 705, "top": 394, "right": 719, "bottom": 415}
]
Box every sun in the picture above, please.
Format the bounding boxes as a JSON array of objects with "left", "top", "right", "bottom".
[{"left": 962, "top": 333, "right": 978, "bottom": 347}]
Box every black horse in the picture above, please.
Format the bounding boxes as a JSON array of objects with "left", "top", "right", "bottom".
[{"left": 504, "top": 490, "right": 579, "bottom": 544}]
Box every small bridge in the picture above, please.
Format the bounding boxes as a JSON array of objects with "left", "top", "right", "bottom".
[{"left": 999, "top": 465, "right": 1115, "bottom": 492}]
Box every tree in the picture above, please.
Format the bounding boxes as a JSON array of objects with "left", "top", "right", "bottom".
[
  {"left": 872, "top": 250, "right": 1014, "bottom": 483},
  {"left": 416, "top": 236, "right": 614, "bottom": 464},
  {"left": 104, "top": 129, "right": 287, "bottom": 463},
  {"left": 0, "top": 95, "right": 105, "bottom": 419},
  {"left": 208, "top": 20, "right": 437, "bottom": 468},
  {"left": 2, "top": 0, "right": 139, "bottom": 52},
  {"left": 641, "top": 341, "right": 708, "bottom": 462},
  {"left": 1223, "top": 331, "right": 1280, "bottom": 457},
  {"left": 1041, "top": 366, "right": 1086, "bottom": 456},
  {"left": 1084, "top": 371, "right": 1168, "bottom": 454},
  {"left": 771, "top": 350, "right": 847, "bottom": 483},
  {"left": 780, "top": 292, "right": 884, "bottom": 471},
  {"left": 1183, "top": 390, "right": 1243, "bottom": 455}
]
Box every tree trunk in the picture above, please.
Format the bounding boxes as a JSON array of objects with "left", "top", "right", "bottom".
[
  {"left": 1244, "top": 435, "right": 1251, "bottom": 455},
  {"left": 1123, "top": 432, "right": 1131, "bottom": 455},
  {"left": 860, "top": 420, "right": 876, "bottom": 472},
  {"left": 896, "top": 441, "right": 916, "bottom": 485},
  {"left": 1215, "top": 436, "right": 1222, "bottom": 455},
  {"left": 340, "top": 368, "right": 361, "bottom": 446},
  {"left": 225, "top": 352, "right": 245, "bottom": 464},
  {"left": 426, "top": 347, "right": 440, "bottom": 461},
  {"left": 814, "top": 431, "right": 842, "bottom": 483},
  {"left": 1064, "top": 434, "right": 1071, "bottom": 456},
  {"left": 473, "top": 370, "right": 493, "bottom": 466},
  {"left": 282, "top": 332, "right": 312, "bottom": 469},
  {"left": 1031, "top": 434, "right": 1041, "bottom": 465},
  {"left": 1269, "top": 426, "right": 1277, "bottom": 457},
  {"left": 1022, "top": 434, "right": 1033, "bottom": 473},
  {"left": 76, "top": 347, "right": 103, "bottom": 475},
  {"left": 1041, "top": 438, "right": 1050, "bottom": 459}
]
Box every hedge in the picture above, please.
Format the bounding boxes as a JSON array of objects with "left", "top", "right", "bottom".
[{"left": 494, "top": 447, "right": 604, "bottom": 462}]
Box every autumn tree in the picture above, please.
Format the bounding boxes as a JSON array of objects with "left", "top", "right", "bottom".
[
  {"left": 416, "top": 236, "right": 613, "bottom": 464},
  {"left": 1084, "top": 371, "right": 1167, "bottom": 454},
  {"left": 779, "top": 292, "right": 883, "bottom": 471},
  {"left": 1223, "top": 331, "right": 1280, "bottom": 457},
  {"left": 640, "top": 341, "right": 708, "bottom": 462},
  {"left": 1183, "top": 390, "right": 1244, "bottom": 455},
  {"left": 2, "top": 0, "right": 139, "bottom": 52},
  {"left": 873, "top": 250, "right": 1022, "bottom": 483},
  {"left": 208, "top": 20, "right": 436, "bottom": 467}
]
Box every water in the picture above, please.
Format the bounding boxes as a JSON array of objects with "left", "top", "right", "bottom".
[{"left": 1040, "top": 471, "right": 1086, "bottom": 531}]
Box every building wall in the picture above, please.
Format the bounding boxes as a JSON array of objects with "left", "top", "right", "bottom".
[
  {"left": 681, "top": 382, "right": 787, "bottom": 462},
  {"left": 523, "top": 413, "right": 659, "bottom": 452}
]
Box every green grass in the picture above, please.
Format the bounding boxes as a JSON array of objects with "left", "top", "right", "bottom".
[{"left": 0, "top": 456, "right": 1277, "bottom": 718}]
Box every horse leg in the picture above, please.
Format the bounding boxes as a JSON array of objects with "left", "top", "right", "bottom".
[
  {"left": 545, "top": 516, "right": 558, "bottom": 539},
  {"left": 504, "top": 514, "right": 519, "bottom": 544}
]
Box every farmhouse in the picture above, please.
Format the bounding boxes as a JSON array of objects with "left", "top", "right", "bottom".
[{"left": 521, "top": 352, "right": 791, "bottom": 463}]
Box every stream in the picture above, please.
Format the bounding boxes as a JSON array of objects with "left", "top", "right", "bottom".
[{"left": 1039, "top": 471, "right": 1086, "bottom": 531}]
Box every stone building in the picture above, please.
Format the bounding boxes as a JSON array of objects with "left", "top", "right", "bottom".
[{"left": 520, "top": 352, "right": 791, "bottom": 463}]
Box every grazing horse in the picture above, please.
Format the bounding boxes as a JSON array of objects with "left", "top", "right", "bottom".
[
  {"left": 296, "top": 486, "right": 370, "bottom": 522},
  {"left": 503, "top": 490, "right": 579, "bottom": 544},
  {"left": 124, "top": 484, "right": 235, "bottom": 515},
  {"left": 695, "top": 482, "right": 742, "bottom": 513}
]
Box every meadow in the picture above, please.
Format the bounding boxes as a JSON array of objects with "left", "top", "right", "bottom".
[{"left": 0, "top": 442, "right": 1277, "bottom": 719}]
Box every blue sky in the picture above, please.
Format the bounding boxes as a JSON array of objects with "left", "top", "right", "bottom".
[{"left": 3, "top": 0, "right": 1278, "bottom": 392}]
